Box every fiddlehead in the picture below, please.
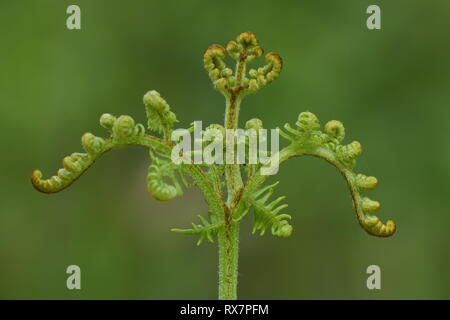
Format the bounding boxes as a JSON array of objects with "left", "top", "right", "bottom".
[
  {"left": 203, "top": 32, "right": 282, "bottom": 98},
  {"left": 143, "top": 90, "right": 178, "bottom": 140},
  {"left": 203, "top": 44, "right": 231, "bottom": 95},
  {"left": 246, "top": 52, "right": 282, "bottom": 95},
  {"left": 278, "top": 112, "right": 396, "bottom": 237},
  {"left": 146, "top": 151, "right": 185, "bottom": 201}
]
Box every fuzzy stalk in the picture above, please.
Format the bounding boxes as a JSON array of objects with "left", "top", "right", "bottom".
[
  {"left": 218, "top": 72, "right": 245, "bottom": 298},
  {"left": 224, "top": 94, "right": 243, "bottom": 197},
  {"left": 218, "top": 220, "right": 240, "bottom": 300}
]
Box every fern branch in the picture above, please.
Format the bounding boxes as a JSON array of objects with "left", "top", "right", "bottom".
[
  {"left": 31, "top": 114, "right": 168, "bottom": 194},
  {"left": 245, "top": 182, "right": 292, "bottom": 237},
  {"left": 172, "top": 212, "right": 223, "bottom": 245},
  {"left": 184, "top": 165, "right": 227, "bottom": 217},
  {"left": 276, "top": 112, "right": 396, "bottom": 237}
]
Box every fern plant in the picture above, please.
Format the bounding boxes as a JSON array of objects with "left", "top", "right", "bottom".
[{"left": 31, "top": 32, "right": 396, "bottom": 300}]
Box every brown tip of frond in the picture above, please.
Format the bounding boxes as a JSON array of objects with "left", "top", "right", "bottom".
[
  {"left": 204, "top": 44, "right": 227, "bottom": 57},
  {"left": 265, "top": 52, "right": 283, "bottom": 70},
  {"left": 364, "top": 216, "right": 397, "bottom": 237},
  {"left": 31, "top": 170, "right": 52, "bottom": 194},
  {"left": 236, "top": 31, "right": 258, "bottom": 47}
]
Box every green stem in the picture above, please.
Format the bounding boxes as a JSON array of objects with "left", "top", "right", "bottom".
[
  {"left": 218, "top": 60, "right": 246, "bottom": 298},
  {"left": 218, "top": 220, "right": 240, "bottom": 300},
  {"left": 218, "top": 95, "right": 242, "bottom": 299},
  {"left": 224, "top": 95, "right": 243, "bottom": 198}
]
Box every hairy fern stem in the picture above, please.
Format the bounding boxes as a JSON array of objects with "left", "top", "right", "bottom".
[
  {"left": 218, "top": 221, "right": 240, "bottom": 300},
  {"left": 219, "top": 84, "right": 244, "bottom": 299}
]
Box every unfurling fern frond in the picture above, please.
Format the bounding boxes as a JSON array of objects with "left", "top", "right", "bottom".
[
  {"left": 143, "top": 90, "right": 178, "bottom": 139},
  {"left": 31, "top": 151, "right": 107, "bottom": 194},
  {"left": 204, "top": 32, "right": 282, "bottom": 97},
  {"left": 32, "top": 131, "right": 112, "bottom": 193},
  {"left": 246, "top": 182, "right": 293, "bottom": 237},
  {"left": 246, "top": 52, "right": 282, "bottom": 94},
  {"left": 31, "top": 113, "right": 151, "bottom": 194},
  {"left": 171, "top": 212, "right": 223, "bottom": 245},
  {"left": 348, "top": 173, "right": 396, "bottom": 237},
  {"left": 203, "top": 44, "right": 232, "bottom": 93},
  {"left": 146, "top": 152, "right": 185, "bottom": 201},
  {"left": 278, "top": 111, "right": 396, "bottom": 237},
  {"left": 147, "top": 165, "right": 181, "bottom": 201}
]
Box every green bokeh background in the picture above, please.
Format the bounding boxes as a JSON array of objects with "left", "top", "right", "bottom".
[{"left": 1, "top": 0, "right": 449, "bottom": 299}]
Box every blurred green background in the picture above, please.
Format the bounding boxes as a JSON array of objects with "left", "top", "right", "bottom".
[{"left": 1, "top": 0, "right": 449, "bottom": 299}]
